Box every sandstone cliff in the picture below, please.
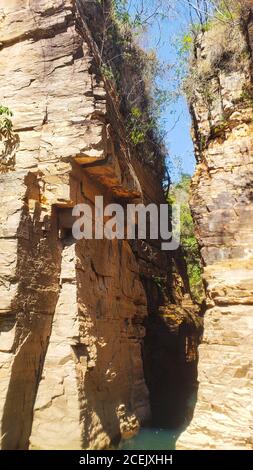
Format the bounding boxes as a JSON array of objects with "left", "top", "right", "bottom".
[
  {"left": 178, "top": 4, "right": 253, "bottom": 450},
  {"left": 0, "top": 0, "right": 199, "bottom": 450}
]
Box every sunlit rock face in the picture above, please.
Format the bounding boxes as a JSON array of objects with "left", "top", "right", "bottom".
[
  {"left": 0, "top": 0, "right": 149, "bottom": 450},
  {"left": 0, "top": 0, "right": 198, "bottom": 450},
  {"left": 177, "top": 7, "right": 253, "bottom": 450}
]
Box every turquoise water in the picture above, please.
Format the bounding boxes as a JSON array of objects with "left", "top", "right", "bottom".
[{"left": 119, "top": 428, "right": 182, "bottom": 450}]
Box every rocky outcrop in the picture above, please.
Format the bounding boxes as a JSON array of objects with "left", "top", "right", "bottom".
[
  {"left": 178, "top": 6, "right": 253, "bottom": 450},
  {"left": 0, "top": 0, "right": 199, "bottom": 449}
]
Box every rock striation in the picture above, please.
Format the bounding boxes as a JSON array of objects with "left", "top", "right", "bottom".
[
  {"left": 0, "top": 0, "right": 199, "bottom": 449},
  {"left": 178, "top": 5, "right": 253, "bottom": 450}
]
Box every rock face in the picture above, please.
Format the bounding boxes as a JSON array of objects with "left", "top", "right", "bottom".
[
  {"left": 0, "top": 0, "right": 199, "bottom": 449},
  {"left": 178, "top": 7, "right": 253, "bottom": 450}
]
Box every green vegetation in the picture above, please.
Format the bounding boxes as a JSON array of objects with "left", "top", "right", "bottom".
[
  {"left": 111, "top": 0, "right": 142, "bottom": 28},
  {"left": 100, "top": 63, "right": 114, "bottom": 81},
  {"left": 127, "top": 106, "right": 155, "bottom": 146},
  {"left": 152, "top": 275, "right": 166, "bottom": 295},
  {"left": 0, "top": 105, "right": 19, "bottom": 171},
  {"left": 95, "top": 0, "right": 246, "bottom": 164},
  {"left": 179, "top": 0, "right": 245, "bottom": 105},
  {"left": 0, "top": 105, "right": 13, "bottom": 137},
  {"left": 178, "top": 34, "right": 193, "bottom": 56},
  {"left": 179, "top": 0, "right": 247, "bottom": 160},
  {"left": 214, "top": 0, "right": 241, "bottom": 22},
  {"left": 238, "top": 84, "right": 253, "bottom": 107},
  {"left": 168, "top": 174, "right": 205, "bottom": 303},
  {"left": 93, "top": 1, "right": 172, "bottom": 179},
  {"left": 95, "top": 1, "right": 244, "bottom": 178},
  {"left": 185, "top": 0, "right": 241, "bottom": 34}
]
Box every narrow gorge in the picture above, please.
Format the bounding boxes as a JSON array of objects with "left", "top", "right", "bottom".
[
  {"left": 0, "top": 0, "right": 252, "bottom": 452},
  {"left": 0, "top": 0, "right": 200, "bottom": 450}
]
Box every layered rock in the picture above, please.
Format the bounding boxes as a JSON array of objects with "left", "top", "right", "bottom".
[
  {"left": 0, "top": 0, "right": 148, "bottom": 450},
  {"left": 0, "top": 0, "right": 199, "bottom": 449},
  {"left": 178, "top": 7, "right": 253, "bottom": 450}
]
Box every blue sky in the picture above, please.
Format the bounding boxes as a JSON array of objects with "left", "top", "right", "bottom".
[{"left": 127, "top": 0, "right": 196, "bottom": 181}]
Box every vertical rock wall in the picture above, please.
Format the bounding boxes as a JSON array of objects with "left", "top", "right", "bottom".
[
  {"left": 0, "top": 0, "right": 199, "bottom": 449},
  {"left": 0, "top": 0, "right": 149, "bottom": 450},
  {"left": 178, "top": 8, "right": 253, "bottom": 450}
]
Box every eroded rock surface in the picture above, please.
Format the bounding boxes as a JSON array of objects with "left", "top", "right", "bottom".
[{"left": 178, "top": 8, "right": 253, "bottom": 450}]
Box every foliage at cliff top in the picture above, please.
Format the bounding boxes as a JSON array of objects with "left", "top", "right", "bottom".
[
  {"left": 168, "top": 174, "right": 205, "bottom": 304},
  {"left": 94, "top": 0, "right": 172, "bottom": 181},
  {"left": 93, "top": 1, "right": 247, "bottom": 181},
  {"left": 179, "top": 0, "right": 249, "bottom": 114}
]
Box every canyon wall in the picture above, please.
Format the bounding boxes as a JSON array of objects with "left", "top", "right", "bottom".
[
  {"left": 178, "top": 6, "right": 253, "bottom": 450},
  {"left": 0, "top": 0, "right": 199, "bottom": 449}
]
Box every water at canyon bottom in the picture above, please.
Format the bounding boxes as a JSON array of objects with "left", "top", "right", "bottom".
[{"left": 119, "top": 428, "right": 182, "bottom": 450}]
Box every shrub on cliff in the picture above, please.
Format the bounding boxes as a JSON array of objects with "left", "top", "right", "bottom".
[
  {"left": 0, "top": 106, "right": 13, "bottom": 138},
  {"left": 180, "top": 0, "right": 246, "bottom": 103},
  {"left": 0, "top": 105, "right": 19, "bottom": 171}
]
